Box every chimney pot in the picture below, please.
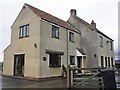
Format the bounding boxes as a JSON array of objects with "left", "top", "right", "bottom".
[
  {"left": 91, "top": 20, "right": 96, "bottom": 29},
  {"left": 70, "top": 9, "right": 77, "bottom": 16}
]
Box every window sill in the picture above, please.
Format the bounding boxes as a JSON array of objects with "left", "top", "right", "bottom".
[
  {"left": 19, "top": 36, "right": 29, "bottom": 39},
  {"left": 49, "top": 65, "right": 61, "bottom": 68},
  {"left": 100, "top": 46, "right": 103, "bottom": 48},
  {"left": 51, "top": 37, "right": 60, "bottom": 39},
  {"left": 69, "top": 41, "right": 75, "bottom": 43}
]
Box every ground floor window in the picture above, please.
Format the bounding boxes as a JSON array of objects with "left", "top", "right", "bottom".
[
  {"left": 101, "top": 56, "right": 104, "bottom": 67},
  {"left": 105, "top": 57, "right": 107, "bottom": 67},
  {"left": 108, "top": 57, "right": 110, "bottom": 67},
  {"left": 111, "top": 58, "right": 114, "bottom": 67},
  {"left": 49, "top": 54, "right": 61, "bottom": 67},
  {"left": 70, "top": 56, "right": 75, "bottom": 65},
  {"left": 100, "top": 56, "right": 114, "bottom": 68}
]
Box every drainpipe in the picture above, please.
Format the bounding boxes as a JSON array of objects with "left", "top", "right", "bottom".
[{"left": 66, "top": 29, "right": 69, "bottom": 66}]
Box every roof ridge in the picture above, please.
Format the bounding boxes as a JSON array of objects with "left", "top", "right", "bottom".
[
  {"left": 73, "top": 15, "right": 113, "bottom": 41},
  {"left": 73, "top": 16, "right": 95, "bottom": 30}
]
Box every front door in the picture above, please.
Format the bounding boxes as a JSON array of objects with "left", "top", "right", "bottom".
[
  {"left": 14, "top": 54, "right": 24, "bottom": 76},
  {"left": 77, "top": 56, "right": 82, "bottom": 73}
]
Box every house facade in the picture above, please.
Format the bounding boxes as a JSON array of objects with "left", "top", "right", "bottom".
[
  {"left": 68, "top": 9, "right": 114, "bottom": 68},
  {"left": 3, "top": 3, "right": 114, "bottom": 79}
]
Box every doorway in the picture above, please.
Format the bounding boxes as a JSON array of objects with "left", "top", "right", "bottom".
[
  {"left": 14, "top": 54, "right": 24, "bottom": 76},
  {"left": 77, "top": 56, "right": 82, "bottom": 73}
]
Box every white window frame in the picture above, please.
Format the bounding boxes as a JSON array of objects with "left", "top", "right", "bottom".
[
  {"left": 69, "top": 31, "right": 74, "bottom": 42},
  {"left": 19, "top": 24, "right": 29, "bottom": 38},
  {"left": 100, "top": 36, "right": 103, "bottom": 47}
]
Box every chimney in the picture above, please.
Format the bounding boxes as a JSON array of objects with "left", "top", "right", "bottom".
[
  {"left": 91, "top": 20, "right": 96, "bottom": 29},
  {"left": 70, "top": 9, "right": 77, "bottom": 16}
]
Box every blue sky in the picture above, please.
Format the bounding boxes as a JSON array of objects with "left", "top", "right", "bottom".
[{"left": 0, "top": 0, "right": 119, "bottom": 62}]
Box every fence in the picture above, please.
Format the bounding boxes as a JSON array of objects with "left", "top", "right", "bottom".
[{"left": 67, "top": 65, "right": 120, "bottom": 89}]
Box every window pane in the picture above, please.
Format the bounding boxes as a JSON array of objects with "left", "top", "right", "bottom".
[
  {"left": 52, "top": 29, "right": 56, "bottom": 38},
  {"left": 55, "top": 29, "right": 59, "bottom": 38},
  {"left": 19, "top": 28, "right": 23, "bottom": 37},
  {"left": 100, "top": 36, "right": 103, "bottom": 47},
  {"left": 69, "top": 32, "right": 74, "bottom": 42},
  {"left": 101, "top": 56, "right": 104, "bottom": 67},
  {"left": 108, "top": 57, "right": 110, "bottom": 67},
  {"left": 70, "top": 56, "right": 75, "bottom": 65},
  {"left": 111, "top": 58, "right": 113, "bottom": 67},
  {"left": 105, "top": 57, "right": 107, "bottom": 67},
  {"left": 110, "top": 41, "right": 112, "bottom": 50},
  {"left": 26, "top": 25, "right": 29, "bottom": 36},
  {"left": 52, "top": 25, "right": 59, "bottom": 39},
  {"left": 23, "top": 27, "right": 26, "bottom": 37}
]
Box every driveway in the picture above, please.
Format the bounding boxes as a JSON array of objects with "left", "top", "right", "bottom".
[
  {"left": 1, "top": 69, "right": 120, "bottom": 89},
  {"left": 2, "top": 75, "right": 67, "bottom": 88}
]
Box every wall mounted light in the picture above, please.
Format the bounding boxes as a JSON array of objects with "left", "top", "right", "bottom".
[
  {"left": 94, "top": 54, "right": 97, "bottom": 57},
  {"left": 34, "top": 43, "right": 37, "bottom": 48}
]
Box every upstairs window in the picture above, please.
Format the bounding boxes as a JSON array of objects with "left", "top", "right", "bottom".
[
  {"left": 110, "top": 41, "right": 113, "bottom": 50},
  {"left": 69, "top": 32, "right": 74, "bottom": 42},
  {"left": 52, "top": 25, "right": 59, "bottom": 39},
  {"left": 100, "top": 36, "right": 103, "bottom": 47},
  {"left": 19, "top": 24, "right": 29, "bottom": 38}
]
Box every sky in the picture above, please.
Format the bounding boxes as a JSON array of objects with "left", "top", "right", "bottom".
[{"left": 0, "top": 0, "right": 119, "bottom": 62}]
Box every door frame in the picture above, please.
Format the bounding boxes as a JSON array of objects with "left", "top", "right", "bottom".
[{"left": 14, "top": 54, "right": 25, "bottom": 76}]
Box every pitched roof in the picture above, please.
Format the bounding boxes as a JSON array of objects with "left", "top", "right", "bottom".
[
  {"left": 72, "top": 16, "right": 113, "bottom": 41},
  {"left": 25, "top": 3, "right": 80, "bottom": 33},
  {"left": 76, "top": 48, "right": 86, "bottom": 55}
]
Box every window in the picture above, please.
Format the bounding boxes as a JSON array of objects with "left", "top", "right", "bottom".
[
  {"left": 52, "top": 25, "right": 59, "bottom": 39},
  {"left": 70, "top": 56, "right": 75, "bottom": 65},
  {"left": 19, "top": 24, "right": 29, "bottom": 38},
  {"left": 49, "top": 54, "right": 61, "bottom": 67},
  {"left": 69, "top": 32, "right": 74, "bottom": 42},
  {"left": 101, "top": 56, "right": 104, "bottom": 67},
  {"left": 111, "top": 58, "right": 114, "bottom": 67},
  {"left": 108, "top": 57, "right": 110, "bottom": 67},
  {"left": 110, "top": 41, "right": 113, "bottom": 50},
  {"left": 105, "top": 57, "right": 107, "bottom": 67},
  {"left": 100, "top": 36, "right": 103, "bottom": 47}
]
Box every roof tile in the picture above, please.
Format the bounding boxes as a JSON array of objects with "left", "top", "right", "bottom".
[{"left": 25, "top": 3, "right": 80, "bottom": 33}]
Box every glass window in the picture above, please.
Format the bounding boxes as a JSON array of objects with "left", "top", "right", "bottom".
[
  {"left": 101, "top": 56, "right": 104, "bottom": 67},
  {"left": 108, "top": 57, "right": 110, "bottom": 67},
  {"left": 100, "top": 36, "right": 103, "bottom": 47},
  {"left": 70, "top": 56, "right": 75, "bottom": 65},
  {"left": 19, "top": 24, "right": 29, "bottom": 38},
  {"left": 49, "top": 54, "right": 61, "bottom": 67},
  {"left": 110, "top": 41, "right": 113, "bottom": 50},
  {"left": 105, "top": 57, "right": 107, "bottom": 67},
  {"left": 69, "top": 32, "right": 74, "bottom": 42},
  {"left": 111, "top": 58, "right": 114, "bottom": 67},
  {"left": 52, "top": 25, "right": 59, "bottom": 39}
]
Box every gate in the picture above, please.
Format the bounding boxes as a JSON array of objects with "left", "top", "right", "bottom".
[{"left": 67, "top": 65, "right": 120, "bottom": 89}]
